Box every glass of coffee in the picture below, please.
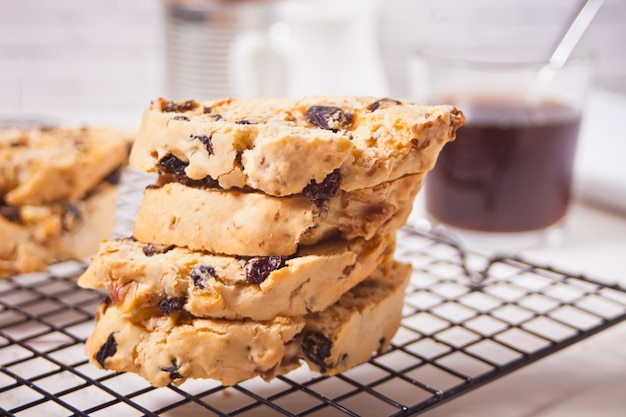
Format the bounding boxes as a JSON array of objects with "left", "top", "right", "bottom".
[{"left": 408, "top": 48, "right": 593, "bottom": 252}]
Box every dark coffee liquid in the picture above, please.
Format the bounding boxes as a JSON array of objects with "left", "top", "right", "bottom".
[{"left": 426, "top": 99, "right": 580, "bottom": 232}]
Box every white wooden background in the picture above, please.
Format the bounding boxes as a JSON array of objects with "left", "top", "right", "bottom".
[
  {"left": 0, "top": 0, "right": 165, "bottom": 127},
  {"left": 0, "top": 0, "right": 624, "bottom": 128},
  {"left": 380, "top": 0, "right": 626, "bottom": 99}
]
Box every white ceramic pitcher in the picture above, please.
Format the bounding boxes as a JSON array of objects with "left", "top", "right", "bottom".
[{"left": 229, "top": 0, "right": 390, "bottom": 98}]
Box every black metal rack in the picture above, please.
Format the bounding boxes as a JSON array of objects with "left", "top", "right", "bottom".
[{"left": 2, "top": 169, "right": 626, "bottom": 416}]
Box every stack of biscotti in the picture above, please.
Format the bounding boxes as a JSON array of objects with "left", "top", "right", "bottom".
[
  {"left": 78, "top": 96, "right": 464, "bottom": 387},
  {"left": 0, "top": 127, "right": 133, "bottom": 278}
]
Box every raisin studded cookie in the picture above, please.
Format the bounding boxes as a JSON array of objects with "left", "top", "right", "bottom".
[
  {"left": 0, "top": 127, "right": 133, "bottom": 205},
  {"left": 0, "top": 182, "right": 118, "bottom": 278},
  {"left": 85, "top": 260, "right": 410, "bottom": 387},
  {"left": 133, "top": 173, "right": 423, "bottom": 257},
  {"left": 78, "top": 227, "right": 395, "bottom": 320},
  {"left": 130, "top": 96, "right": 463, "bottom": 197}
]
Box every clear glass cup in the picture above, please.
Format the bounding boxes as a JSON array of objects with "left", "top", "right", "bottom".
[{"left": 408, "top": 48, "right": 594, "bottom": 253}]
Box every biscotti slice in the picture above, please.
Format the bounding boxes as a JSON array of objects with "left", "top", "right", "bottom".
[
  {"left": 85, "top": 302, "right": 305, "bottom": 387},
  {"left": 130, "top": 96, "right": 463, "bottom": 197},
  {"left": 133, "top": 173, "right": 422, "bottom": 257},
  {"left": 0, "top": 127, "right": 133, "bottom": 205},
  {"left": 78, "top": 228, "right": 395, "bottom": 320},
  {"left": 0, "top": 182, "right": 118, "bottom": 278},
  {"left": 299, "top": 261, "right": 411, "bottom": 375},
  {"left": 84, "top": 260, "right": 410, "bottom": 387}
]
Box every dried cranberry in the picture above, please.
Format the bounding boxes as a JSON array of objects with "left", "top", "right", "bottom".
[
  {"left": 189, "top": 264, "right": 217, "bottom": 289},
  {"left": 157, "top": 154, "right": 218, "bottom": 187},
  {"left": 161, "top": 99, "right": 198, "bottom": 113},
  {"left": 142, "top": 244, "right": 157, "bottom": 256},
  {"left": 95, "top": 332, "right": 117, "bottom": 368},
  {"left": 301, "top": 331, "right": 333, "bottom": 369},
  {"left": 61, "top": 204, "right": 82, "bottom": 231},
  {"left": 246, "top": 256, "right": 284, "bottom": 284},
  {"left": 104, "top": 167, "right": 122, "bottom": 185},
  {"left": 157, "top": 154, "right": 187, "bottom": 176},
  {"left": 178, "top": 100, "right": 199, "bottom": 112},
  {"left": 306, "top": 106, "right": 352, "bottom": 132},
  {"left": 143, "top": 243, "right": 175, "bottom": 257},
  {"left": 367, "top": 98, "right": 401, "bottom": 112},
  {"left": 302, "top": 169, "right": 342, "bottom": 201},
  {"left": 157, "top": 297, "right": 185, "bottom": 315},
  {"left": 184, "top": 176, "right": 219, "bottom": 188},
  {"left": 377, "top": 337, "right": 387, "bottom": 354},
  {"left": 160, "top": 359, "right": 183, "bottom": 382},
  {"left": 191, "top": 134, "right": 214, "bottom": 155},
  {"left": 0, "top": 206, "right": 20, "bottom": 223},
  {"left": 171, "top": 115, "right": 190, "bottom": 122}
]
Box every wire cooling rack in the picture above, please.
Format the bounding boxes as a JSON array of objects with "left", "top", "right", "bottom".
[{"left": 2, "top": 168, "right": 626, "bottom": 417}]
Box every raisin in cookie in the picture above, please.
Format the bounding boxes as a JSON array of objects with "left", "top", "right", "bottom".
[
  {"left": 78, "top": 226, "right": 395, "bottom": 320},
  {"left": 85, "top": 260, "right": 410, "bottom": 387},
  {"left": 0, "top": 127, "right": 133, "bottom": 205},
  {"left": 0, "top": 182, "right": 118, "bottom": 278},
  {"left": 130, "top": 96, "right": 463, "bottom": 196},
  {"left": 86, "top": 302, "right": 305, "bottom": 387},
  {"left": 133, "top": 173, "right": 422, "bottom": 257},
  {"left": 300, "top": 261, "right": 410, "bottom": 375}
]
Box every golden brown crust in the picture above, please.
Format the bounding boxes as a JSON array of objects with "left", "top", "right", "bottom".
[
  {"left": 84, "top": 261, "right": 410, "bottom": 387},
  {"left": 130, "top": 96, "right": 463, "bottom": 196},
  {"left": 132, "top": 174, "right": 423, "bottom": 257},
  {"left": 78, "top": 229, "right": 395, "bottom": 320}
]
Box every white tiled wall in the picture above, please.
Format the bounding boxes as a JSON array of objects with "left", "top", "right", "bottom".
[{"left": 0, "top": 0, "right": 624, "bottom": 128}]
